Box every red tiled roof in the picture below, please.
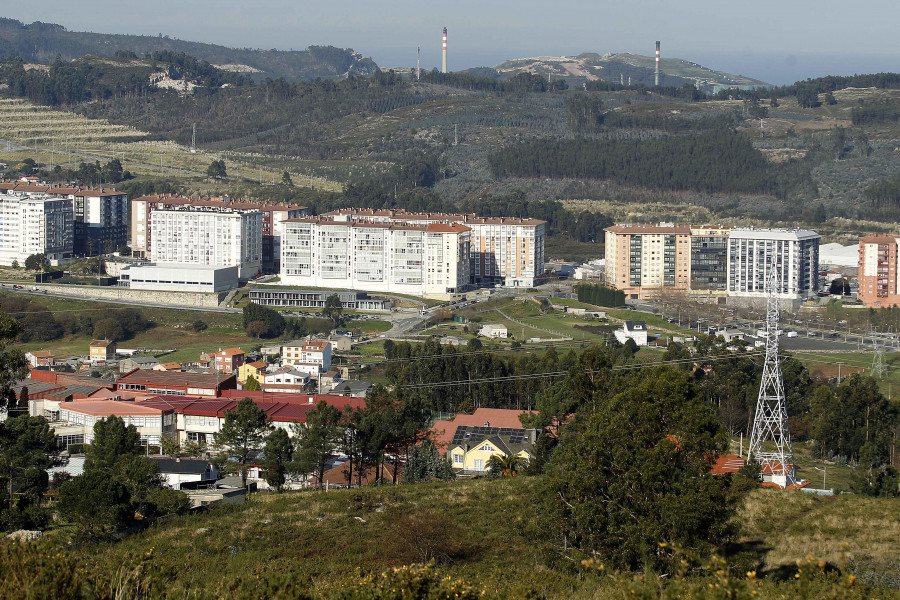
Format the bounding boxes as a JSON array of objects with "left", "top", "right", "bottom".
[{"left": 708, "top": 454, "right": 746, "bottom": 475}]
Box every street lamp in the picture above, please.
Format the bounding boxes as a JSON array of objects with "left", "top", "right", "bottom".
[{"left": 813, "top": 466, "right": 827, "bottom": 490}]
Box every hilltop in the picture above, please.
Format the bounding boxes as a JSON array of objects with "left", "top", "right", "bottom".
[
  {"left": 9, "top": 478, "right": 899, "bottom": 598},
  {"left": 0, "top": 17, "right": 378, "bottom": 81},
  {"left": 475, "top": 51, "right": 770, "bottom": 91}
]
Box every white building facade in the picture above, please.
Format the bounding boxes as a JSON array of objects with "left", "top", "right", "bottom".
[
  {"left": 280, "top": 218, "right": 471, "bottom": 298},
  {"left": 321, "top": 209, "right": 546, "bottom": 288},
  {"left": 118, "top": 263, "right": 239, "bottom": 293},
  {"left": 281, "top": 340, "right": 332, "bottom": 374},
  {"left": 150, "top": 207, "right": 262, "bottom": 279},
  {"left": 0, "top": 192, "right": 73, "bottom": 265},
  {"left": 727, "top": 228, "right": 820, "bottom": 302}
]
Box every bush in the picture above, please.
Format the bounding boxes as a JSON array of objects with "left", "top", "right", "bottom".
[{"left": 146, "top": 487, "right": 191, "bottom": 517}]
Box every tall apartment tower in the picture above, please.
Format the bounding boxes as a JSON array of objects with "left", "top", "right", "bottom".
[
  {"left": 726, "top": 228, "right": 820, "bottom": 303},
  {"left": 604, "top": 224, "right": 692, "bottom": 300},
  {"left": 858, "top": 235, "right": 900, "bottom": 307},
  {"left": 442, "top": 27, "right": 448, "bottom": 73}
]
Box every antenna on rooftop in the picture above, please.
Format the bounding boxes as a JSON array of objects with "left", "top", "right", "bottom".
[
  {"left": 191, "top": 123, "right": 197, "bottom": 154},
  {"left": 748, "top": 266, "right": 796, "bottom": 488}
]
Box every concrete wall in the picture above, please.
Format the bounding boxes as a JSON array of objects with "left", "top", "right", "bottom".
[{"left": 28, "top": 284, "right": 225, "bottom": 308}]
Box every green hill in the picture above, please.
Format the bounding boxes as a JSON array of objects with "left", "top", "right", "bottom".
[
  {"left": 0, "top": 17, "right": 377, "bottom": 81},
  {"left": 7, "top": 478, "right": 897, "bottom": 599}
]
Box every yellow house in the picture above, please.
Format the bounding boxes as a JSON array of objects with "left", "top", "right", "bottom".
[
  {"left": 446, "top": 425, "right": 535, "bottom": 473},
  {"left": 89, "top": 339, "right": 116, "bottom": 365},
  {"left": 237, "top": 361, "right": 268, "bottom": 384}
]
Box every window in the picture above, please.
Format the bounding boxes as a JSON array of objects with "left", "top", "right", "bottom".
[
  {"left": 473, "top": 459, "right": 485, "bottom": 471},
  {"left": 453, "top": 453, "right": 463, "bottom": 464},
  {"left": 480, "top": 444, "right": 495, "bottom": 452}
]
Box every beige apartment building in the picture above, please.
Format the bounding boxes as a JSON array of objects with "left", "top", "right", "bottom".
[{"left": 605, "top": 224, "right": 692, "bottom": 299}]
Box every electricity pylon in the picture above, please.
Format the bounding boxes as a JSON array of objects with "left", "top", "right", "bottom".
[{"left": 748, "top": 266, "right": 796, "bottom": 487}]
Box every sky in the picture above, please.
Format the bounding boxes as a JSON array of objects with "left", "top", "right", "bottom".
[{"left": 7, "top": 1, "right": 899, "bottom": 84}]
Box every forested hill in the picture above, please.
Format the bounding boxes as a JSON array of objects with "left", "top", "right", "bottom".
[{"left": 0, "top": 17, "right": 378, "bottom": 81}]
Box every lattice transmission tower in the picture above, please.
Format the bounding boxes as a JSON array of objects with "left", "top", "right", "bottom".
[
  {"left": 748, "top": 267, "right": 796, "bottom": 487},
  {"left": 872, "top": 341, "right": 886, "bottom": 378}
]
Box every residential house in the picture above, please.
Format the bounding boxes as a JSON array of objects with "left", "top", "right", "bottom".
[
  {"left": 149, "top": 457, "right": 218, "bottom": 490},
  {"left": 614, "top": 321, "right": 648, "bottom": 346},
  {"left": 119, "top": 356, "right": 160, "bottom": 373},
  {"left": 478, "top": 324, "right": 508, "bottom": 339},
  {"left": 153, "top": 362, "right": 184, "bottom": 372},
  {"left": 89, "top": 340, "right": 116, "bottom": 365},
  {"left": 262, "top": 367, "right": 310, "bottom": 392},
  {"left": 281, "top": 340, "right": 332, "bottom": 375},
  {"left": 237, "top": 361, "right": 268, "bottom": 385},
  {"left": 331, "top": 380, "right": 372, "bottom": 398},
  {"left": 213, "top": 348, "right": 245, "bottom": 373},
  {"left": 25, "top": 351, "right": 55, "bottom": 368},
  {"left": 445, "top": 425, "right": 536, "bottom": 473}
]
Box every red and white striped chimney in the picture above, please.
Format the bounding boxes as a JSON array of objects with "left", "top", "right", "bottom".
[
  {"left": 655, "top": 41, "right": 660, "bottom": 87},
  {"left": 442, "top": 27, "right": 448, "bottom": 73}
]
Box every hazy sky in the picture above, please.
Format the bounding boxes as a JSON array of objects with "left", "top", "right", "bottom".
[{"left": 7, "top": 1, "right": 899, "bottom": 84}]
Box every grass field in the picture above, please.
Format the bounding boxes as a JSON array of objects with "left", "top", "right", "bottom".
[{"left": 33, "top": 477, "right": 900, "bottom": 599}]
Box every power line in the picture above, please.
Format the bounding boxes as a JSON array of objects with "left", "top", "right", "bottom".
[{"left": 397, "top": 351, "right": 765, "bottom": 390}]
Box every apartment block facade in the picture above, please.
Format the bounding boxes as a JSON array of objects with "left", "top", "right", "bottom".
[
  {"left": 131, "top": 195, "right": 305, "bottom": 272},
  {"left": 280, "top": 217, "right": 472, "bottom": 298},
  {"left": 149, "top": 207, "right": 263, "bottom": 279},
  {"left": 858, "top": 235, "right": 900, "bottom": 307},
  {"left": 73, "top": 189, "right": 128, "bottom": 255},
  {"left": 0, "top": 192, "right": 74, "bottom": 266},
  {"left": 726, "top": 228, "right": 820, "bottom": 301},
  {"left": 605, "top": 224, "right": 820, "bottom": 302},
  {"left": 0, "top": 182, "right": 128, "bottom": 258},
  {"left": 604, "top": 224, "right": 692, "bottom": 299},
  {"left": 321, "top": 208, "right": 546, "bottom": 288}
]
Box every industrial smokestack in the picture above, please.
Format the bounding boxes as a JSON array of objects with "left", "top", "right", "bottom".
[
  {"left": 655, "top": 40, "right": 660, "bottom": 87},
  {"left": 442, "top": 27, "right": 448, "bottom": 73}
]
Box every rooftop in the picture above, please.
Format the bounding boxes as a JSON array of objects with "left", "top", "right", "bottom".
[
  {"left": 117, "top": 369, "right": 234, "bottom": 389},
  {"left": 63, "top": 400, "right": 168, "bottom": 417}
]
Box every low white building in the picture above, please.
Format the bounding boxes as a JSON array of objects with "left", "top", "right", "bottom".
[
  {"left": 149, "top": 457, "right": 218, "bottom": 490},
  {"left": 479, "top": 324, "right": 508, "bottom": 339},
  {"left": 263, "top": 368, "right": 310, "bottom": 389},
  {"left": 118, "top": 263, "right": 239, "bottom": 293},
  {"left": 53, "top": 401, "right": 176, "bottom": 449},
  {"left": 281, "top": 340, "right": 332, "bottom": 374},
  {"left": 614, "top": 321, "right": 648, "bottom": 346}
]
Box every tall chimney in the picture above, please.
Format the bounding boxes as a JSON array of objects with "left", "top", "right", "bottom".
[
  {"left": 655, "top": 41, "right": 660, "bottom": 87},
  {"left": 442, "top": 27, "right": 448, "bottom": 73}
]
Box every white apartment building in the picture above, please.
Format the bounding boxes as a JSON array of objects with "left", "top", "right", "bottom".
[
  {"left": 280, "top": 218, "right": 471, "bottom": 298},
  {"left": 322, "top": 209, "right": 546, "bottom": 288},
  {"left": 0, "top": 192, "right": 73, "bottom": 266},
  {"left": 727, "top": 228, "right": 820, "bottom": 302},
  {"left": 281, "top": 340, "right": 332, "bottom": 374},
  {"left": 150, "top": 207, "right": 262, "bottom": 279},
  {"left": 131, "top": 195, "right": 305, "bottom": 272}
]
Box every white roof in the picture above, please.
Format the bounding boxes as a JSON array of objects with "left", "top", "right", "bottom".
[
  {"left": 820, "top": 242, "right": 859, "bottom": 267},
  {"left": 729, "top": 228, "right": 819, "bottom": 241}
]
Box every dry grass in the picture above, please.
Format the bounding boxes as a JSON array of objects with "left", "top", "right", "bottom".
[{"left": 739, "top": 488, "right": 900, "bottom": 571}]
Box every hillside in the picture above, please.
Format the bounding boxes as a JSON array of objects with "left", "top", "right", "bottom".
[
  {"left": 0, "top": 17, "right": 378, "bottom": 81},
  {"left": 8, "top": 478, "right": 897, "bottom": 598},
  {"left": 485, "top": 52, "right": 770, "bottom": 91}
]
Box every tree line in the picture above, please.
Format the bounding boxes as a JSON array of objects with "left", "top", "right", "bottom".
[
  {"left": 574, "top": 282, "right": 625, "bottom": 307},
  {"left": 0, "top": 294, "right": 150, "bottom": 343},
  {"left": 488, "top": 128, "right": 779, "bottom": 195}
]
